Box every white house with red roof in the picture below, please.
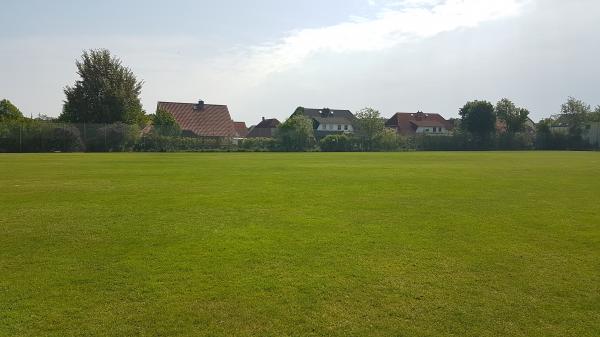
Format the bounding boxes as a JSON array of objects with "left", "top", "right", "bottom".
[{"left": 385, "top": 111, "right": 454, "bottom": 136}]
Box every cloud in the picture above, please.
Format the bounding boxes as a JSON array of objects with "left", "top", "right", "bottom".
[{"left": 228, "top": 0, "right": 527, "bottom": 84}]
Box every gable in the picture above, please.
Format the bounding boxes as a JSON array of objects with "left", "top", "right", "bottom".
[{"left": 157, "top": 102, "right": 236, "bottom": 138}]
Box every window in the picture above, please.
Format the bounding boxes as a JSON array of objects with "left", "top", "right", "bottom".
[
  {"left": 322, "top": 124, "right": 327, "bottom": 130},
  {"left": 433, "top": 127, "right": 437, "bottom": 133},
  {"left": 338, "top": 125, "right": 342, "bottom": 131},
  {"left": 344, "top": 125, "right": 348, "bottom": 131}
]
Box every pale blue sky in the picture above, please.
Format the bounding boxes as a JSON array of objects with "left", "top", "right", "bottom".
[{"left": 1, "top": 0, "right": 599, "bottom": 123}]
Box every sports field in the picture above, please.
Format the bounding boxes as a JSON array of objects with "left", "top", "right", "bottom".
[{"left": 1, "top": 152, "right": 599, "bottom": 336}]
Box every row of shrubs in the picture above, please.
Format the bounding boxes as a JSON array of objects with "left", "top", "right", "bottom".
[
  {"left": 2, "top": 121, "right": 591, "bottom": 153},
  {"left": 0, "top": 121, "right": 141, "bottom": 152}
]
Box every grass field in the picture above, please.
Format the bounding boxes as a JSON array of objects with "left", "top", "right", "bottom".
[{"left": 1, "top": 152, "right": 599, "bottom": 337}]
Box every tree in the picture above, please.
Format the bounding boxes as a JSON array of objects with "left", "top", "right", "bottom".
[
  {"left": 459, "top": 100, "right": 496, "bottom": 142},
  {"left": 276, "top": 115, "right": 316, "bottom": 151},
  {"left": 153, "top": 108, "right": 180, "bottom": 136},
  {"left": 590, "top": 106, "right": 600, "bottom": 122},
  {"left": 291, "top": 106, "right": 305, "bottom": 117},
  {"left": 535, "top": 118, "right": 568, "bottom": 150},
  {"left": 373, "top": 128, "right": 402, "bottom": 151},
  {"left": 60, "top": 49, "right": 146, "bottom": 125},
  {"left": 354, "top": 107, "right": 385, "bottom": 151},
  {"left": 0, "top": 99, "right": 23, "bottom": 121},
  {"left": 495, "top": 98, "right": 529, "bottom": 134},
  {"left": 556, "top": 97, "right": 591, "bottom": 145}
]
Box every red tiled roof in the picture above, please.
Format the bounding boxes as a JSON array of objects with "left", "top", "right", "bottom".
[
  {"left": 157, "top": 101, "right": 236, "bottom": 138},
  {"left": 234, "top": 121, "right": 248, "bottom": 138},
  {"left": 410, "top": 120, "right": 444, "bottom": 128},
  {"left": 386, "top": 112, "right": 453, "bottom": 135}
]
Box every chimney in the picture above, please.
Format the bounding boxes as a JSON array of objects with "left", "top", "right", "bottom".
[
  {"left": 195, "top": 100, "right": 205, "bottom": 110},
  {"left": 415, "top": 111, "right": 425, "bottom": 121},
  {"left": 262, "top": 117, "right": 265, "bottom": 121}
]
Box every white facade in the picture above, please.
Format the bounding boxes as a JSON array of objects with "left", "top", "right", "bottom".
[
  {"left": 318, "top": 123, "right": 354, "bottom": 132},
  {"left": 585, "top": 122, "right": 600, "bottom": 146},
  {"left": 416, "top": 126, "right": 450, "bottom": 135}
]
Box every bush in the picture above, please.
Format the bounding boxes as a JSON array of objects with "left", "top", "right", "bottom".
[
  {"left": 38, "top": 123, "right": 85, "bottom": 152},
  {"left": 153, "top": 109, "right": 181, "bottom": 137},
  {"left": 415, "top": 133, "right": 468, "bottom": 151},
  {"left": 320, "top": 134, "right": 353, "bottom": 152},
  {"left": 239, "top": 138, "right": 277, "bottom": 152},
  {"left": 0, "top": 120, "right": 85, "bottom": 152},
  {"left": 496, "top": 132, "right": 534, "bottom": 150},
  {"left": 136, "top": 134, "right": 235, "bottom": 152},
  {"left": 373, "top": 128, "right": 403, "bottom": 151},
  {"left": 276, "top": 115, "right": 316, "bottom": 152},
  {"left": 88, "top": 123, "right": 140, "bottom": 152}
]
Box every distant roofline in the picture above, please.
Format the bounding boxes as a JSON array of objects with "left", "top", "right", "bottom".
[
  {"left": 157, "top": 101, "right": 228, "bottom": 107},
  {"left": 393, "top": 112, "right": 445, "bottom": 116},
  {"left": 304, "top": 107, "right": 352, "bottom": 112}
]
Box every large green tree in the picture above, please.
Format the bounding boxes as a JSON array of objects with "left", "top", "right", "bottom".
[
  {"left": 60, "top": 49, "right": 145, "bottom": 125},
  {"left": 495, "top": 98, "right": 530, "bottom": 134},
  {"left": 354, "top": 107, "right": 385, "bottom": 151},
  {"left": 291, "top": 106, "right": 306, "bottom": 117},
  {"left": 459, "top": 100, "right": 496, "bottom": 140},
  {"left": 277, "top": 115, "right": 316, "bottom": 151},
  {"left": 153, "top": 108, "right": 181, "bottom": 136},
  {"left": 589, "top": 105, "right": 600, "bottom": 122},
  {"left": 556, "top": 97, "right": 592, "bottom": 143},
  {"left": 0, "top": 99, "right": 23, "bottom": 121}
]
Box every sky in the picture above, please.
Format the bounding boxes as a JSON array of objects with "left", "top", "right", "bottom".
[{"left": 1, "top": 0, "right": 599, "bottom": 123}]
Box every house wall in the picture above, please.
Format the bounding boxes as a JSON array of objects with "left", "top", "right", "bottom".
[
  {"left": 585, "top": 123, "right": 600, "bottom": 146},
  {"left": 550, "top": 126, "right": 569, "bottom": 135},
  {"left": 416, "top": 126, "right": 450, "bottom": 135},
  {"left": 551, "top": 124, "right": 599, "bottom": 147},
  {"left": 318, "top": 124, "right": 354, "bottom": 132}
]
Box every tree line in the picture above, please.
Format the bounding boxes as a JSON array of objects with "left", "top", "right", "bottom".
[{"left": 1, "top": 49, "right": 599, "bottom": 152}]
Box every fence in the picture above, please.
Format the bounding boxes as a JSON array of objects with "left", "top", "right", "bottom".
[
  {"left": 1, "top": 120, "right": 598, "bottom": 153},
  {"left": 0, "top": 121, "right": 235, "bottom": 153}
]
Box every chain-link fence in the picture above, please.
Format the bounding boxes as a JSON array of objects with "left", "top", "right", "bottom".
[
  {"left": 1, "top": 120, "right": 598, "bottom": 153},
  {"left": 0, "top": 121, "right": 236, "bottom": 153}
]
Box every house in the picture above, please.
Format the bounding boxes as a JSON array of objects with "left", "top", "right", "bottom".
[
  {"left": 496, "top": 117, "right": 536, "bottom": 134},
  {"left": 233, "top": 121, "right": 249, "bottom": 139},
  {"left": 386, "top": 111, "right": 453, "bottom": 136},
  {"left": 586, "top": 122, "right": 600, "bottom": 147},
  {"left": 247, "top": 117, "right": 281, "bottom": 138},
  {"left": 294, "top": 107, "right": 355, "bottom": 139},
  {"left": 525, "top": 117, "right": 536, "bottom": 134},
  {"left": 157, "top": 100, "right": 236, "bottom": 141},
  {"left": 552, "top": 122, "right": 600, "bottom": 147}
]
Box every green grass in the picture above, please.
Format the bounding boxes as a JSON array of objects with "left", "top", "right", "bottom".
[{"left": 1, "top": 152, "right": 599, "bottom": 337}]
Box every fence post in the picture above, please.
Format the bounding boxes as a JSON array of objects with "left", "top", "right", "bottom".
[
  {"left": 19, "top": 123, "right": 23, "bottom": 153},
  {"left": 63, "top": 123, "right": 66, "bottom": 152},
  {"left": 104, "top": 124, "right": 108, "bottom": 151}
]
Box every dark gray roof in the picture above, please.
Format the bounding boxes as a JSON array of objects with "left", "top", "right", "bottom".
[{"left": 303, "top": 108, "right": 355, "bottom": 120}]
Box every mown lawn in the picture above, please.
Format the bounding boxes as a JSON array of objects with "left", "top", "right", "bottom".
[{"left": 0, "top": 152, "right": 599, "bottom": 337}]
